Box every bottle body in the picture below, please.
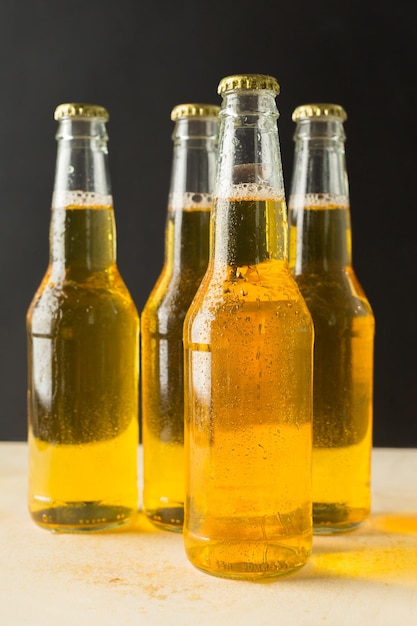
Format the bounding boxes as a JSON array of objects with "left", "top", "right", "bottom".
[
  {"left": 289, "top": 105, "right": 375, "bottom": 533},
  {"left": 183, "top": 77, "right": 313, "bottom": 580},
  {"left": 27, "top": 105, "right": 139, "bottom": 532},
  {"left": 141, "top": 198, "right": 211, "bottom": 531},
  {"left": 141, "top": 106, "right": 218, "bottom": 531}
]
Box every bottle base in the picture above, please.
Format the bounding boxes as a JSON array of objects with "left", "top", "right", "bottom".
[
  {"left": 145, "top": 506, "right": 184, "bottom": 533},
  {"left": 185, "top": 542, "right": 311, "bottom": 581},
  {"left": 313, "top": 502, "right": 368, "bottom": 535},
  {"left": 30, "top": 501, "right": 136, "bottom": 533},
  {"left": 189, "top": 559, "right": 308, "bottom": 581}
]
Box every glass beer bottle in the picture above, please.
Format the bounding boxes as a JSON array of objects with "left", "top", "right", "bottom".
[
  {"left": 27, "top": 103, "right": 139, "bottom": 532},
  {"left": 183, "top": 75, "right": 314, "bottom": 580},
  {"left": 141, "top": 103, "right": 219, "bottom": 532},
  {"left": 288, "top": 103, "right": 375, "bottom": 533}
]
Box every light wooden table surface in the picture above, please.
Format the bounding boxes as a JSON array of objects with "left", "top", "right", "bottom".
[{"left": 0, "top": 443, "right": 416, "bottom": 625}]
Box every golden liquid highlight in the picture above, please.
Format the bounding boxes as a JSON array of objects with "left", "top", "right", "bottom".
[
  {"left": 185, "top": 419, "right": 312, "bottom": 579},
  {"left": 27, "top": 205, "right": 139, "bottom": 531},
  {"left": 28, "top": 419, "right": 138, "bottom": 531}
]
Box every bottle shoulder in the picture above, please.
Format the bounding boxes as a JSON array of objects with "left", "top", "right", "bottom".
[
  {"left": 142, "top": 264, "right": 207, "bottom": 317},
  {"left": 295, "top": 267, "right": 374, "bottom": 320},
  {"left": 195, "top": 259, "right": 306, "bottom": 297},
  {"left": 28, "top": 266, "right": 138, "bottom": 324},
  {"left": 185, "top": 260, "right": 313, "bottom": 328}
]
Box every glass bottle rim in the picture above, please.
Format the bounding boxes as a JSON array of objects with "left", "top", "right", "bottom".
[
  {"left": 170, "top": 103, "right": 220, "bottom": 121},
  {"left": 292, "top": 103, "right": 347, "bottom": 122},
  {"left": 54, "top": 103, "right": 109, "bottom": 121},
  {"left": 217, "top": 74, "right": 280, "bottom": 95}
]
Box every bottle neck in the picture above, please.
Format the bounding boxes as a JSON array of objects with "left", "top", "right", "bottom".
[
  {"left": 50, "top": 118, "right": 116, "bottom": 276},
  {"left": 212, "top": 91, "right": 287, "bottom": 269},
  {"left": 166, "top": 117, "right": 218, "bottom": 273},
  {"left": 289, "top": 118, "right": 352, "bottom": 273}
]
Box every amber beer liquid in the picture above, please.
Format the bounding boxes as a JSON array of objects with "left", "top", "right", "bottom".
[
  {"left": 141, "top": 104, "right": 219, "bottom": 531},
  {"left": 27, "top": 105, "right": 139, "bottom": 532},
  {"left": 289, "top": 104, "right": 375, "bottom": 533},
  {"left": 183, "top": 75, "right": 314, "bottom": 580},
  {"left": 141, "top": 196, "right": 211, "bottom": 529}
]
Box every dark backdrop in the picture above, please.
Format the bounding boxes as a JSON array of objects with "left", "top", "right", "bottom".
[{"left": 0, "top": 0, "right": 415, "bottom": 446}]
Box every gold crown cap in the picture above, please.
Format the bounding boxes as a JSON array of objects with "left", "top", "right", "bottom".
[
  {"left": 292, "top": 103, "right": 347, "bottom": 122},
  {"left": 54, "top": 103, "right": 109, "bottom": 121},
  {"left": 171, "top": 103, "right": 220, "bottom": 121},
  {"left": 217, "top": 74, "right": 280, "bottom": 95}
]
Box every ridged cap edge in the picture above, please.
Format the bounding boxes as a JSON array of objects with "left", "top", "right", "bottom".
[
  {"left": 171, "top": 103, "right": 220, "bottom": 121},
  {"left": 292, "top": 103, "right": 347, "bottom": 122},
  {"left": 54, "top": 103, "right": 109, "bottom": 121},
  {"left": 217, "top": 74, "right": 280, "bottom": 95}
]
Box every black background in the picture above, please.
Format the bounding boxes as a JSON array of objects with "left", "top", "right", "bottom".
[{"left": 0, "top": 0, "right": 416, "bottom": 446}]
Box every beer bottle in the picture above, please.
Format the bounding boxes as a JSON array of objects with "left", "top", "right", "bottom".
[
  {"left": 288, "top": 103, "right": 375, "bottom": 533},
  {"left": 141, "top": 103, "right": 219, "bottom": 532},
  {"left": 27, "top": 103, "right": 139, "bottom": 532},
  {"left": 183, "top": 75, "right": 314, "bottom": 580}
]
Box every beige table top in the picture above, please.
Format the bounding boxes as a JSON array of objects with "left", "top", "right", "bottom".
[{"left": 0, "top": 443, "right": 416, "bottom": 626}]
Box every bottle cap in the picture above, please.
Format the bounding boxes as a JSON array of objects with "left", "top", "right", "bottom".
[
  {"left": 292, "top": 103, "right": 347, "bottom": 122},
  {"left": 170, "top": 103, "right": 220, "bottom": 121},
  {"left": 217, "top": 74, "right": 280, "bottom": 95},
  {"left": 54, "top": 103, "right": 109, "bottom": 121}
]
